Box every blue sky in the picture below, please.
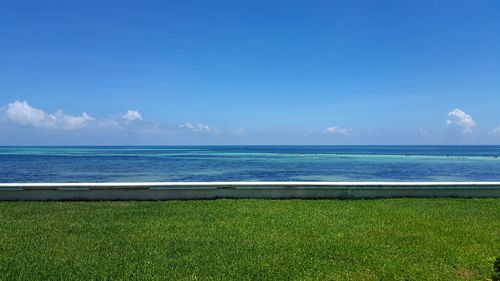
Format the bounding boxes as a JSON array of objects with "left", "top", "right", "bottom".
[{"left": 1, "top": 0, "right": 499, "bottom": 145}]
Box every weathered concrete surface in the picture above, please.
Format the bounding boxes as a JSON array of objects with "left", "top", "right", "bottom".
[{"left": 1, "top": 182, "right": 500, "bottom": 200}]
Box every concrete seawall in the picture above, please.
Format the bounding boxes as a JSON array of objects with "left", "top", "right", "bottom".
[{"left": 1, "top": 182, "right": 500, "bottom": 200}]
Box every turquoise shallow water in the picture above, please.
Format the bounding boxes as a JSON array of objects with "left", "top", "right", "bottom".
[{"left": 1, "top": 146, "right": 500, "bottom": 182}]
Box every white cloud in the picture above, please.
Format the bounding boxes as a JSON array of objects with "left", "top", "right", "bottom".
[
  {"left": 122, "top": 110, "right": 143, "bottom": 121},
  {"left": 491, "top": 126, "right": 500, "bottom": 136},
  {"left": 324, "top": 126, "right": 352, "bottom": 136},
  {"left": 5, "top": 100, "right": 56, "bottom": 128},
  {"left": 232, "top": 128, "right": 246, "bottom": 136},
  {"left": 446, "top": 108, "right": 476, "bottom": 134},
  {"left": 4, "top": 101, "right": 93, "bottom": 130},
  {"left": 56, "top": 110, "right": 94, "bottom": 129},
  {"left": 179, "top": 122, "right": 215, "bottom": 133},
  {"left": 179, "top": 122, "right": 194, "bottom": 130},
  {"left": 98, "top": 118, "right": 120, "bottom": 128}
]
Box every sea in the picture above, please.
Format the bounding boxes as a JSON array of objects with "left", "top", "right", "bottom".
[{"left": 1, "top": 146, "right": 500, "bottom": 183}]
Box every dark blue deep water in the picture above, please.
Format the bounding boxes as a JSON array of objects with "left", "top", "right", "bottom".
[{"left": 1, "top": 146, "right": 500, "bottom": 182}]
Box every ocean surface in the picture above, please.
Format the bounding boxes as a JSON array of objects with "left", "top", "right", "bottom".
[{"left": 1, "top": 146, "right": 500, "bottom": 183}]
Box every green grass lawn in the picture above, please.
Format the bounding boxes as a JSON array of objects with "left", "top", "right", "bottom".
[{"left": 1, "top": 199, "right": 499, "bottom": 281}]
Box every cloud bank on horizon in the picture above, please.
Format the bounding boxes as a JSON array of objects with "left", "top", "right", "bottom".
[
  {"left": 4, "top": 101, "right": 137, "bottom": 130},
  {"left": 1, "top": 100, "right": 499, "bottom": 145},
  {"left": 0, "top": 100, "right": 245, "bottom": 145}
]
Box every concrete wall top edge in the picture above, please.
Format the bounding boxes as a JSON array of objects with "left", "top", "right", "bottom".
[{"left": 1, "top": 181, "right": 500, "bottom": 190}]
